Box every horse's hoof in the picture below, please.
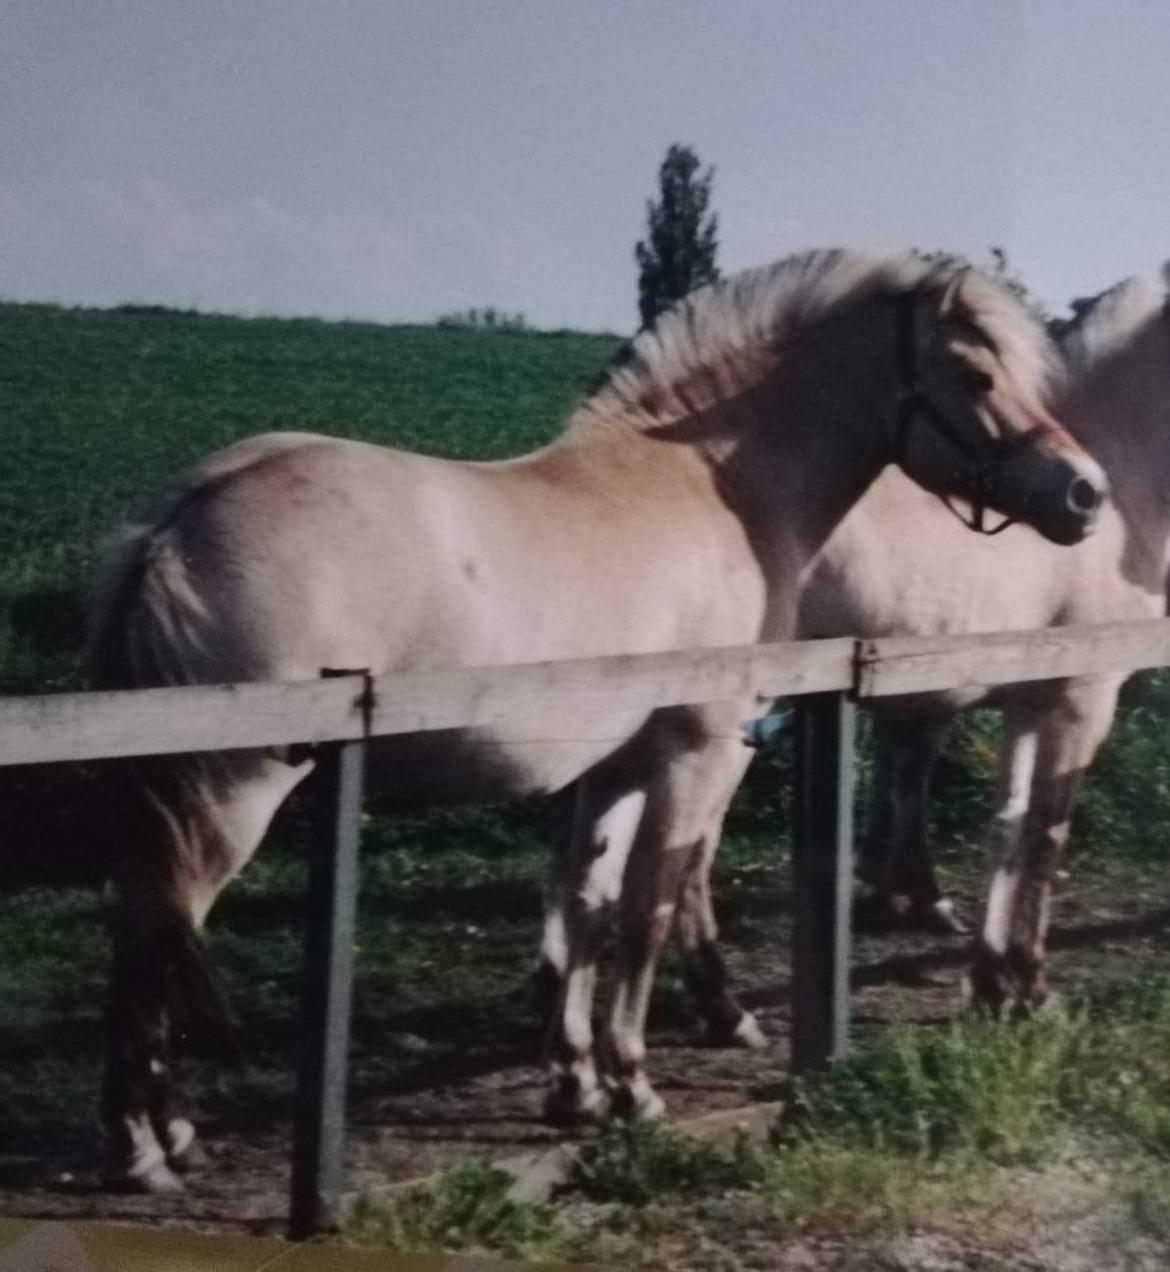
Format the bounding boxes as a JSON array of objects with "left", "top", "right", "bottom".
[
  {"left": 610, "top": 1082, "right": 666, "bottom": 1122},
  {"left": 168, "top": 1139, "right": 209, "bottom": 1174},
  {"left": 916, "top": 898, "right": 969, "bottom": 937},
  {"left": 107, "top": 1160, "right": 187, "bottom": 1194},
  {"left": 163, "top": 1119, "right": 207, "bottom": 1174},
  {"left": 543, "top": 1078, "right": 610, "bottom": 1127},
  {"left": 704, "top": 1010, "right": 767, "bottom": 1051},
  {"left": 963, "top": 946, "right": 1014, "bottom": 1017},
  {"left": 731, "top": 1011, "right": 768, "bottom": 1050}
]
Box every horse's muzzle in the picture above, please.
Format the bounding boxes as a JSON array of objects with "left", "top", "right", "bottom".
[{"left": 989, "top": 443, "right": 1108, "bottom": 546}]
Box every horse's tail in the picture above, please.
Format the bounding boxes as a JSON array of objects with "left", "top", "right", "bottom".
[
  {"left": 106, "top": 884, "right": 241, "bottom": 1060},
  {"left": 164, "top": 913, "right": 241, "bottom": 1058},
  {"left": 85, "top": 432, "right": 320, "bottom": 691},
  {"left": 85, "top": 469, "right": 221, "bottom": 692},
  {"left": 87, "top": 436, "right": 319, "bottom": 1051}
]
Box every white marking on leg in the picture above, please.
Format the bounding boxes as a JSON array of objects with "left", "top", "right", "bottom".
[
  {"left": 112, "top": 1115, "right": 184, "bottom": 1193},
  {"left": 732, "top": 1012, "right": 768, "bottom": 1050},
  {"left": 983, "top": 864, "right": 1018, "bottom": 955},
  {"left": 547, "top": 786, "right": 646, "bottom": 1121},
  {"left": 539, "top": 907, "right": 569, "bottom": 978},
  {"left": 578, "top": 790, "right": 647, "bottom": 912},
  {"left": 981, "top": 727, "right": 1037, "bottom": 955}
]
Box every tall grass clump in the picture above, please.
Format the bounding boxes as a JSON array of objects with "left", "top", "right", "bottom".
[
  {"left": 348, "top": 1162, "right": 587, "bottom": 1261},
  {"left": 571, "top": 1121, "right": 766, "bottom": 1206},
  {"left": 783, "top": 1014, "right": 1076, "bottom": 1167}
]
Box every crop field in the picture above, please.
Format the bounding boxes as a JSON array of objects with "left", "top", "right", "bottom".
[{"left": 3, "top": 302, "right": 1170, "bottom": 1268}]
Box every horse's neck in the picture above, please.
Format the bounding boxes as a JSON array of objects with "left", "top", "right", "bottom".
[
  {"left": 541, "top": 303, "right": 903, "bottom": 640},
  {"left": 714, "top": 319, "right": 900, "bottom": 580},
  {"left": 1069, "top": 353, "right": 1170, "bottom": 587}
]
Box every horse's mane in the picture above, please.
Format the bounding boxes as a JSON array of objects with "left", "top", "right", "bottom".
[
  {"left": 571, "top": 248, "right": 1058, "bottom": 431},
  {"left": 1060, "top": 270, "right": 1168, "bottom": 372}
]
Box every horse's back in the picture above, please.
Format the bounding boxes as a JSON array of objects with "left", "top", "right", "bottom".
[{"left": 89, "top": 432, "right": 466, "bottom": 690}]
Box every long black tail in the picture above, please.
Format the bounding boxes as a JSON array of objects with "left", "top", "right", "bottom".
[{"left": 163, "top": 915, "right": 241, "bottom": 1061}]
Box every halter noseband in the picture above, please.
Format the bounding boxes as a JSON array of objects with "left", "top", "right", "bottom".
[{"left": 892, "top": 287, "right": 1037, "bottom": 536}]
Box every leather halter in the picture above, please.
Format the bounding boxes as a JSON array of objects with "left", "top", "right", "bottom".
[{"left": 891, "top": 287, "right": 1043, "bottom": 536}]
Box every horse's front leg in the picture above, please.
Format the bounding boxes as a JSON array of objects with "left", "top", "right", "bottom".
[
  {"left": 969, "top": 679, "right": 1121, "bottom": 1011},
  {"left": 605, "top": 729, "right": 753, "bottom": 1117},
  {"left": 543, "top": 777, "right": 646, "bottom": 1124},
  {"left": 859, "top": 711, "right": 959, "bottom": 933}
]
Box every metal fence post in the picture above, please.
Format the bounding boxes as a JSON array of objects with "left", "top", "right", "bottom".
[
  {"left": 791, "top": 689, "right": 856, "bottom": 1073},
  {"left": 289, "top": 735, "right": 366, "bottom": 1238}
]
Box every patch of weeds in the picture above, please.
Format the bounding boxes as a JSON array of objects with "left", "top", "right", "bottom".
[
  {"left": 1059, "top": 973, "right": 1170, "bottom": 1154},
  {"left": 782, "top": 1013, "right": 1076, "bottom": 1167},
  {"left": 761, "top": 1142, "right": 918, "bottom": 1231},
  {"left": 570, "top": 1121, "right": 766, "bottom": 1206},
  {"left": 347, "top": 1162, "right": 589, "bottom": 1261}
]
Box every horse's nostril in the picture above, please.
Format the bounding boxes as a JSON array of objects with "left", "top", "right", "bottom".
[{"left": 1067, "top": 475, "right": 1102, "bottom": 516}]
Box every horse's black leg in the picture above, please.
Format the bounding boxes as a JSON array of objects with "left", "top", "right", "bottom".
[
  {"left": 532, "top": 785, "right": 577, "bottom": 1040},
  {"left": 860, "top": 712, "right": 960, "bottom": 933},
  {"left": 102, "top": 894, "right": 186, "bottom": 1193},
  {"left": 676, "top": 829, "right": 767, "bottom": 1050}
]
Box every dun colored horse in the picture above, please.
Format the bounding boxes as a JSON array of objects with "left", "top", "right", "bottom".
[
  {"left": 588, "top": 267, "right": 1167, "bottom": 1048},
  {"left": 840, "top": 271, "right": 1170, "bottom": 1008},
  {"left": 87, "top": 249, "right": 1103, "bottom": 1189}
]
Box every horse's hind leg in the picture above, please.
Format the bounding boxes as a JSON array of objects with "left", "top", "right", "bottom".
[
  {"left": 673, "top": 746, "right": 767, "bottom": 1050},
  {"left": 544, "top": 774, "right": 646, "bottom": 1124},
  {"left": 532, "top": 787, "right": 577, "bottom": 1037},
  {"left": 102, "top": 755, "right": 310, "bottom": 1191}
]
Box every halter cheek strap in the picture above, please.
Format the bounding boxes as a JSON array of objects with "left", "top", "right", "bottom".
[{"left": 891, "top": 288, "right": 1033, "bottom": 536}]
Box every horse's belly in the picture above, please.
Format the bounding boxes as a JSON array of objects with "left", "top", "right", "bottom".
[{"left": 365, "top": 719, "right": 639, "bottom": 806}]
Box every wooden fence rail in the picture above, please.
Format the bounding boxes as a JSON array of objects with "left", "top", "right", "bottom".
[
  {"left": 3, "top": 617, "right": 1170, "bottom": 766},
  {"left": 6, "top": 616, "right": 1170, "bottom": 1235}
]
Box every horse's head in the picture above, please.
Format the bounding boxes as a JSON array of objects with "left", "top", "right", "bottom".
[{"left": 894, "top": 268, "right": 1107, "bottom": 545}]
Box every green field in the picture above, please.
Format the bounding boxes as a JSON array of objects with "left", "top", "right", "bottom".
[
  {"left": 3, "top": 301, "right": 1170, "bottom": 1267},
  {"left": 0, "top": 301, "right": 618, "bottom": 692}
]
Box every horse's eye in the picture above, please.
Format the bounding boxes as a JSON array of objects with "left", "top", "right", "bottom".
[{"left": 962, "top": 367, "right": 994, "bottom": 394}]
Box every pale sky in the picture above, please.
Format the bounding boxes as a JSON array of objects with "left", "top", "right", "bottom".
[{"left": 3, "top": 1, "right": 1168, "bottom": 334}]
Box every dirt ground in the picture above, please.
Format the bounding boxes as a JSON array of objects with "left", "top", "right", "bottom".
[{"left": 3, "top": 853, "right": 1169, "bottom": 1266}]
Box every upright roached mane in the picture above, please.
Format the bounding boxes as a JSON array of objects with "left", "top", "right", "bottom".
[
  {"left": 83, "top": 247, "right": 1105, "bottom": 1193},
  {"left": 575, "top": 250, "right": 1061, "bottom": 433}
]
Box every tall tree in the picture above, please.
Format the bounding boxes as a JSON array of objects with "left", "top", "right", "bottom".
[{"left": 635, "top": 144, "right": 720, "bottom": 328}]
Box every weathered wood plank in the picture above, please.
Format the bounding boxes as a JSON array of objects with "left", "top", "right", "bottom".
[
  {"left": 0, "top": 677, "right": 366, "bottom": 767},
  {"left": 856, "top": 618, "right": 1170, "bottom": 699},
  {"left": 0, "top": 638, "right": 857, "bottom": 765},
  {"left": 4, "top": 618, "right": 1170, "bottom": 768}
]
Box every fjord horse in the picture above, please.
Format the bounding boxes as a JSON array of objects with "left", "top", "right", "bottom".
[
  {"left": 87, "top": 249, "right": 1103, "bottom": 1188},
  {"left": 628, "top": 269, "right": 1168, "bottom": 1044}
]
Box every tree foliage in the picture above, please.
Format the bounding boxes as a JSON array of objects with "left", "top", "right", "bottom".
[{"left": 635, "top": 144, "right": 720, "bottom": 328}]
